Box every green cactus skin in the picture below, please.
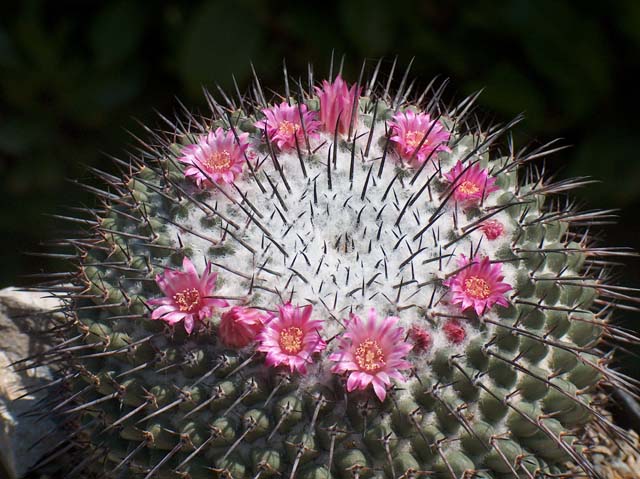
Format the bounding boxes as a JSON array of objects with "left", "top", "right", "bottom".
[{"left": 19, "top": 60, "right": 639, "bottom": 479}]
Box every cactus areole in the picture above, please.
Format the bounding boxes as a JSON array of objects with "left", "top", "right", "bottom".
[{"left": 24, "top": 61, "right": 639, "bottom": 479}]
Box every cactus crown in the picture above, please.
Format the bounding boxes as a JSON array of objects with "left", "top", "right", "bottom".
[{"left": 20, "top": 60, "right": 640, "bottom": 479}]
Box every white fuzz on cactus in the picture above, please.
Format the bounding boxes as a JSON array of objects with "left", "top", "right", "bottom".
[{"left": 17, "top": 60, "right": 640, "bottom": 479}]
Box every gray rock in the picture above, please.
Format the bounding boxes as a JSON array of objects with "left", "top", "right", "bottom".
[{"left": 0, "top": 287, "right": 64, "bottom": 479}]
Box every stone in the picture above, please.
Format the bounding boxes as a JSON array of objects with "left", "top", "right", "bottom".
[{"left": 0, "top": 287, "right": 63, "bottom": 479}]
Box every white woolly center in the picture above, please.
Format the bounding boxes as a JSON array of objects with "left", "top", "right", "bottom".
[{"left": 168, "top": 107, "right": 517, "bottom": 359}]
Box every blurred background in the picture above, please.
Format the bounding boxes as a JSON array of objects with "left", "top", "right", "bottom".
[{"left": 1, "top": 1, "right": 639, "bottom": 360}]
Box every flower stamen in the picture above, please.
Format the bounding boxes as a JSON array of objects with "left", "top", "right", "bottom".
[
  {"left": 279, "top": 326, "right": 304, "bottom": 354},
  {"left": 354, "top": 338, "right": 386, "bottom": 373},
  {"left": 405, "top": 130, "right": 426, "bottom": 148},
  {"left": 463, "top": 276, "right": 491, "bottom": 300},
  {"left": 458, "top": 180, "right": 480, "bottom": 195},
  {"left": 173, "top": 288, "right": 201, "bottom": 312},
  {"left": 203, "top": 150, "right": 231, "bottom": 172},
  {"left": 278, "top": 120, "right": 299, "bottom": 136}
]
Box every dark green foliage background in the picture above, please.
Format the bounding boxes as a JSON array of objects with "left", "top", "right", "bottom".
[{"left": 1, "top": 0, "right": 639, "bottom": 360}]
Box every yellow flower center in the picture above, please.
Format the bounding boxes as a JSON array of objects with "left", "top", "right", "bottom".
[
  {"left": 405, "top": 130, "right": 427, "bottom": 149},
  {"left": 463, "top": 276, "right": 491, "bottom": 299},
  {"left": 278, "top": 120, "right": 300, "bottom": 136},
  {"left": 354, "top": 338, "right": 386, "bottom": 373},
  {"left": 203, "top": 150, "right": 231, "bottom": 172},
  {"left": 279, "top": 326, "right": 304, "bottom": 354},
  {"left": 458, "top": 180, "right": 480, "bottom": 195},
  {"left": 173, "top": 288, "right": 201, "bottom": 312}
]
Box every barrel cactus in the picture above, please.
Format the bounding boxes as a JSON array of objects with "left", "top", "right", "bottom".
[{"left": 20, "top": 60, "right": 639, "bottom": 479}]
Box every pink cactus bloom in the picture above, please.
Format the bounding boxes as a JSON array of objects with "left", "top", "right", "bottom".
[
  {"left": 443, "top": 319, "right": 466, "bottom": 344},
  {"left": 480, "top": 219, "right": 505, "bottom": 240},
  {"left": 148, "top": 257, "right": 229, "bottom": 334},
  {"left": 444, "top": 161, "right": 499, "bottom": 203},
  {"left": 389, "top": 110, "right": 451, "bottom": 164},
  {"left": 219, "top": 307, "right": 267, "bottom": 348},
  {"left": 329, "top": 308, "right": 413, "bottom": 402},
  {"left": 443, "top": 255, "right": 512, "bottom": 316},
  {"left": 408, "top": 325, "right": 432, "bottom": 352},
  {"left": 255, "top": 102, "right": 320, "bottom": 150},
  {"left": 256, "top": 304, "right": 326, "bottom": 374},
  {"left": 315, "top": 75, "right": 361, "bottom": 135},
  {"left": 178, "top": 127, "right": 249, "bottom": 187}
]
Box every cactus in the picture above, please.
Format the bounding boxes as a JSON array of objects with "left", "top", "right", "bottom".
[{"left": 19, "top": 60, "right": 640, "bottom": 479}]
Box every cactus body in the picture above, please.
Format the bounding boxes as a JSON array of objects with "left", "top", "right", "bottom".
[{"left": 22, "top": 61, "right": 639, "bottom": 479}]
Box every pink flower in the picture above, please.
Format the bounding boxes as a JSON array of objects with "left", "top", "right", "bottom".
[
  {"left": 256, "top": 304, "right": 326, "bottom": 374},
  {"left": 444, "top": 161, "right": 499, "bottom": 203},
  {"left": 329, "top": 309, "right": 412, "bottom": 402},
  {"left": 148, "top": 257, "right": 229, "bottom": 334},
  {"left": 480, "top": 219, "right": 504, "bottom": 240},
  {"left": 443, "top": 319, "right": 466, "bottom": 344},
  {"left": 389, "top": 110, "right": 451, "bottom": 164},
  {"left": 178, "top": 127, "right": 249, "bottom": 187},
  {"left": 255, "top": 102, "right": 320, "bottom": 150},
  {"left": 443, "top": 255, "right": 512, "bottom": 316},
  {"left": 219, "top": 307, "right": 266, "bottom": 348},
  {"left": 315, "top": 75, "right": 361, "bottom": 135},
  {"left": 408, "top": 325, "right": 432, "bottom": 352}
]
